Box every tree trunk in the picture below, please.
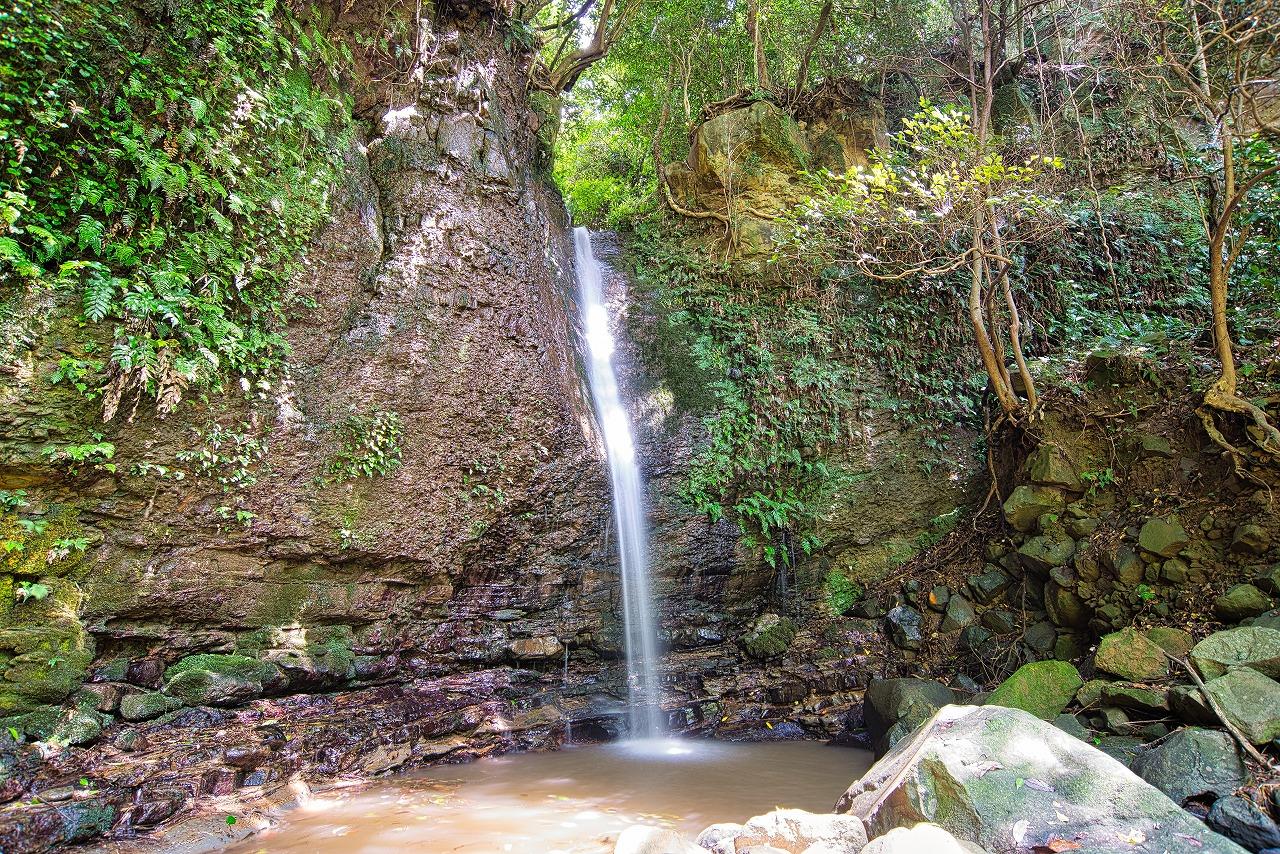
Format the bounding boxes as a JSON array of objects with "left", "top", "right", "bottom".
[{"left": 747, "top": 0, "right": 770, "bottom": 90}]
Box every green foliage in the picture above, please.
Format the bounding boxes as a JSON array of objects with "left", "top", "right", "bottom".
[
  {"left": 176, "top": 422, "right": 268, "bottom": 490},
  {"left": 630, "top": 219, "right": 850, "bottom": 562},
  {"left": 822, "top": 569, "right": 864, "bottom": 615},
  {"left": 328, "top": 411, "right": 403, "bottom": 481},
  {"left": 1079, "top": 466, "right": 1115, "bottom": 498},
  {"left": 0, "top": 0, "right": 352, "bottom": 416},
  {"left": 0, "top": 491, "right": 28, "bottom": 512},
  {"left": 14, "top": 581, "right": 49, "bottom": 603}
]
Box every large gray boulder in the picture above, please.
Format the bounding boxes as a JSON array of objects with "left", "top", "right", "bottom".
[
  {"left": 1204, "top": 667, "right": 1280, "bottom": 744},
  {"left": 1130, "top": 728, "right": 1247, "bottom": 807},
  {"left": 1191, "top": 626, "right": 1280, "bottom": 680},
  {"left": 835, "top": 704, "right": 1247, "bottom": 853},
  {"left": 862, "top": 678, "right": 955, "bottom": 756}
]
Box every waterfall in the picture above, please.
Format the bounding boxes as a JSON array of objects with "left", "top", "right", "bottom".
[{"left": 574, "top": 227, "right": 664, "bottom": 740}]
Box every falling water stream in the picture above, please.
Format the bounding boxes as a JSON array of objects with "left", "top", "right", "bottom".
[
  {"left": 574, "top": 226, "right": 663, "bottom": 740},
  {"left": 213, "top": 229, "right": 876, "bottom": 854}
]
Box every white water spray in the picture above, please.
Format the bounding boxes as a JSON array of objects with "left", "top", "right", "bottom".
[{"left": 574, "top": 227, "right": 663, "bottom": 739}]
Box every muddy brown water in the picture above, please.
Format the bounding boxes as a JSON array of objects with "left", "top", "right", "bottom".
[{"left": 220, "top": 739, "right": 873, "bottom": 853}]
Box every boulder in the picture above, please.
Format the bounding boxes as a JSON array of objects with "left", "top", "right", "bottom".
[
  {"left": 617, "top": 825, "right": 702, "bottom": 854},
  {"left": 697, "top": 809, "right": 866, "bottom": 854},
  {"left": 694, "top": 824, "right": 742, "bottom": 854},
  {"left": 1027, "top": 445, "right": 1081, "bottom": 491},
  {"left": 1204, "top": 667, "right": 1280, "bottom": 744},
  {"left": 1208, "top": 797, "right": 1280, "bottom": 852},
  {"left": 1045, "top": 582, "right": 1091, "bottom": 628},
  {"left": 1215, "top": 585, "right": 1274, "bottom": 622},
  {"left": 119, "top": 691, "right": 183, "bottom": 722},
  {"left": 836, "top": 704, "right": 1246, "bottom": 853},
  {"left": 740, "top": 614, "right": 798, "bottom": 660},
  {"left": 1253, "top": 565, "right": 1280, "bottom": 596},
  {"left": 1145, "top": 626, "right": 1195, "bottom": 658},
  {"left": 980, "top": 609, "right": 1018, "bottom": 635},
  {"left": 1003, "top": 485, "right": 1065, "bottom": 532},
  {"left": 1169, "top": 684, "right": 1220, "bottom": 726},
  {"left": 884, "top": 606, "right": 923, "bottom": 651},
  {"left": 986, "top": 660, "right": 1083, "bottom": 720},
  {"left": 863, "top": 678, "right": 955, "bottom": 756},
  {"left": 1192, "top": 627, "right": 1280, "bottom": 680},
  {"left": 1138, "top": 517, "right": 1189, "bottom": 557},
  {"left": 1017, "top": 535, "right": 1076, "bottom": 575},
  {"left": 940, "top": 596, "right": 976, "bottom": 632},
  {"left": 967, "top": 569, "right": 1012, "bottom": 606},
  {"left": 1095, "top": 627, "right": 1168, "bottom": 680},
  {"left": 1231, "top": 524, "right": 1272, "bottom": 556},
  {"left": 862, "top": 823, "right": 986, "bottom": 854},
  {"left": 1099, "top": 683, "right": 1169, "bottom": 715},
  {"left": 1130, "top": 728, "right": 1247, "bottom": 807}
]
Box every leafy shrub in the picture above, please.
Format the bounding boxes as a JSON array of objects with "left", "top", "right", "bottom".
[
  {"left": 0, "top": 0, "right": 352, "bottom": 417},
  {"left": 328, "top": 411, "right": 403, "bottom": 480}
]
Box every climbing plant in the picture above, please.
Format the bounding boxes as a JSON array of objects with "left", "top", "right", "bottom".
[{"left": 0, "top": 0, "right": 352, "bottom": 419}]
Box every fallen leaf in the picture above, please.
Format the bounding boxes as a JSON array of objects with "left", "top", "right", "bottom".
[
  {"left": 1025, "top": 778, "right": 1055, "bottom": 793},
  {"left": 1032, "top": 838, "right": 1082, "bottom": 853},
  {"left": 1120, "top": 829, "right": 1146, "bottom": 845},
  {"left": 1013, "top": 819, "right": 1030, "bottom": 846}
]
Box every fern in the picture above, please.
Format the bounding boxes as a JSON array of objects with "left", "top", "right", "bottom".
[
  {"left": 83, "top": 271, "right": 116, "bottom": 321},
  {"left": 76, "top": 215, "right": 104, "bottom": 252}
]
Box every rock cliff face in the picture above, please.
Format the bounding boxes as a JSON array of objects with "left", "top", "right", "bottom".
[
  {"left": 0, "top": 6, "right": 617, "bottom": 848},
  {"left": 0, "top": 6, "right": 931, "bottom": 849}
]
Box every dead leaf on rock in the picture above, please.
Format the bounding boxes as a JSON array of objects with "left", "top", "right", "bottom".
[{"left": 1032, "top": 837, "right": 1083, "bottom": 853}]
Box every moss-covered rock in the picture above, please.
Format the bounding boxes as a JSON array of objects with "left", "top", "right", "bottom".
[
  {"left": 1002, "top": 485, "right": 1066, "bottom": 533},
  {"left": 1213, "top": 584, "right": 1274, "bottom": 622},
  {"left": 1145, "top": 626, "right": 1194, "bottom": 658},
  {"left": 739, "top": 614, "right": 797, "bottom": 660},
  {"left": 120, "top": 691, "right": 184, "bottom": 722},
  {"left": 163, "top": 654, "right": 285, "bottom": 707},
  {"left": 986, "top": 660, "right": 1083, "bottom": 719},
  {"left": 1095, "top": 627, "right": 1168, "bottom": 681},
  {"left": 1203, "top": 667, "right": 1280, "bottom": 744},
  {"left": 1138, "top": 516, "right": 1189, "bottom": 558},
  {"left": 1191, "top": 626, "right": 1280, "bottom": 680}
]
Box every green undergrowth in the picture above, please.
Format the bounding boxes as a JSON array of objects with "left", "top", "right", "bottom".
[{"left": 0, "top": 0, "right": 354, "bottom": 418}]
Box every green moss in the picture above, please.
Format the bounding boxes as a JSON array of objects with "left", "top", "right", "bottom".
[
  {"left": 120, "top": 690, "right": 183, "bottom": 721},
  {"left": 164, "top": 653, "right": 276, "bottom": 682},
  {"left": 987, "top": 660, "right": 1083, "bottom": 720},
  {"left": 739, "top": 615, "right": 798, "bottom": 660}
]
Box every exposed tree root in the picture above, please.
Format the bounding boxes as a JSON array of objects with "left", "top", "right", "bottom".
[
  {"left": 1168, "top": 653, "right": 1276, "bottom": 771},
  {"left": 1203, "top": 379, "right": 1280, "bottom": 459}
]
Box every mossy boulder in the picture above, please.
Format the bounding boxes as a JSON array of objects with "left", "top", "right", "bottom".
[
  {"left": 986, "top": 660, "right": 1083, "bottom": 719},
  {"left": 1191, "top": 626, "right": 1280, "bottom": 680},
  {"left": 1145, "top": 626, "right": 1194, "bottom": 658},
  {"left": 1213, "top": 584, "right": 1274, "bottom": 622},
  {"left": 1203, "top": 667, "right": 1280, "bottom": 744},
  {"left": 120, "top": 691, "right": 184, "bottom": 722},
  {"left": 739, "top": 614, "right": 797, "bottom": 660},
  {"left": 1027, "top": 445, "right": 1081, "bottom": 491},
  {"left": 162, "top": 654, "right": 285, "bottom": 707},
  {"left": 0, "top": 623, "right": 95, "bottom": 714},
  {"left": 1138, "top": 517, "right": 1189, "bottom": 558},
  {"left": 1095, "top": 627, "right": 1168, "bottom": 681},
  {"left": 1002, "top": 485, "right": 1066, "bottom": 533}
]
